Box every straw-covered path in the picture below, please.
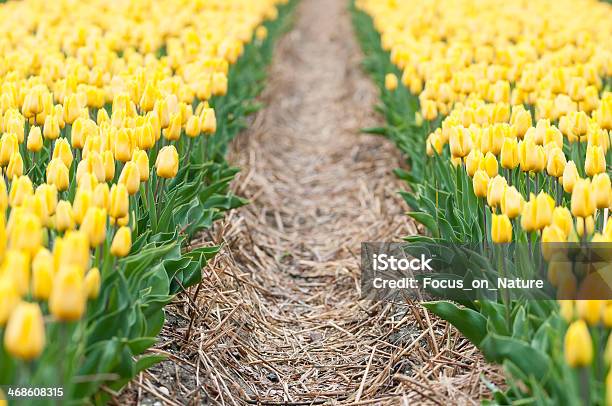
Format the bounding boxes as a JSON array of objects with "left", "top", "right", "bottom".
[{"left": 119, "top": 0, "right": 502, "bottom": 404}]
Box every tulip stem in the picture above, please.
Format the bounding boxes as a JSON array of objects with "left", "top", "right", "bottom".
[{"left": 579, "top": 368, "right": 590, "bottom": 406}]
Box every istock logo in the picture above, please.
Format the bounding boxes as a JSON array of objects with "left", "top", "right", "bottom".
[{"left": 372, "top": 254, "right": 433, "bottom": 272}]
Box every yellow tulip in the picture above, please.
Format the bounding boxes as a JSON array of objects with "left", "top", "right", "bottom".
[
  {"left": 0, "top": 276, "right": 20, "bottom": 326},
  {"left": 80, "top": 207, "right": 107, "bottom": 247},
  {"left": 449, "top": 127, "right": 473, "bottom": 159},
  {"left": 487, "top": 175, "right": 507, "bottom": 208},
  {"left": 500, "top": 137, "right": 518, "bottom": 169},
  {"left": 63, "top": 94, "right": 81, "bottom": 125},
  {"left": 93, "top": 183, "right": 110, "bottom": 210},
  {"left": 49, "top": 265, "right": 86, "bottom": 321},
  {"left": 576, "top": 300, "right": 604, "bottom": 326},
  {"left": 552, "top": 207, "right": 573, "bottom": 238},
  {"left": 185, "top": 115, "right": 201, "bottom": 138},
  {"left": 510, "top": 107, "right": 532, "bottom": 138},
  {"left": 3, "top": 302, "right": 45, "bottom": 360},
  {"left": 31, "top": 249, "right": 54, "bottom": 300},
  {"left": 8, "top": 175, "right": 34, "bottom": 207},
  {"left": 114, "top": 128, "right": 133, "bottom": 162},
  {"left": 491, "top": 214, "right": 512, "bottom": 243},
  {"left": 562, "top": 161, "right": 579, "bottom": 193},
  {"left": 465, "top": 149, "right": 483, "bottom": 177},
  {"left": 585, "top": 144, "right": 605, "bottom": 177},
  {"left": 0, "top": 179, "right": 6, "bottom": 212},
  {"left": 200, "top": 106, "right": 217, "bottom": 134},
  {"left": 6, "top": 152, "right": 23, "bottom": 179},
  {"left": 0, "top": 132, "right": 18, "bottom": 167},
  {"left": 52, "top": 138, "right": 73, "bottom": 169},
  {"left": 592, "top": 173, "right": 611, "bottom": 209},
  {"left": 473, "top": 170, "right": 490, "bottom": 198},
  {"left": 571, "top": 179, "right": 595, "bottom": 218},
  {"left": 53, "top": 231, "right": 89, "bottom": 272},
  {"left": 385, "top": 73, "right": 398, "bottom": 91},
  {"left": 535, "top": 192, "right": 554, "bottom": 230},
  {"left": 43, "top": 115, "right": 60, "bottom": 140},
  {"left": 27, "top": 126, "right": 43, "bottom": 152},
  {"left": 501, "top": 186, "right": 523, "bottom": 219},
  {"left": 111, "top": 226, "right": 132, "bottom": 258},
  {"left": 426, "top": 132, "right": 443, "bottom": 157},
  {"left": 140, "top": 83, "right": 158, "bottom": 112},
  {"left": 46, "top": 158, "right": 70, "bottom": 192},
  {"left": 9, "top": 211, "right": 42, "bottom": 255},
  {"left": 521, "top": 194, "right": 537, "bottom": 233},
  {"left": 576, "top": 216, "right": 595, "bottom": 238},
  {"left": 102, "top": 150, "right": 115, "bottom": 181},
  {"left": 481, "top": 152, "right": 498, "bottom": 178},
  {"left": 72, "top": 188, "right": 93, "bottom": 225},
  {"left": 421, "top": 100, "right": 438, "bottom": 121},
  {"left": 109, "top": 184, "right": 129, "bottom": 219},
  {"left": 156, "top": 145, "right": 179, "bottom": 179},
  {"left": 541, "top": 225, "right": 567, "bottom": 260},
  {"left": 564, "top": 319, "right": 593, "bottom": 367},
  {"left": 546, "top": 147, "right": 566, "bottom": 178},
  {"left": 55, "top": 200, "right": 75, "bottom": 232},
  {"left": 559, "top": 300, "right": 574, "bottom": 322},
  {"left": 84, "top": 267, "right": 101, "bottom": 299},
  {"left": 132, "top": 149, "right": 150, "bottom": 182},
  {"left": 163, "top": 112, "right": 182, "bottom": 141}
]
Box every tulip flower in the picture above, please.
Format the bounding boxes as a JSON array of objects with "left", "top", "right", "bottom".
[
  {"left": 8, "top": 175, "right": 34, "bottom": 207},
  {"left": 426, "top": 131, "right": 443, "bottom": 156},
  {"left": 114, "top": 128, "right": 133, "bottom": 162},
  {"left": 102, "top": 150, "right": 115, "bottom": 181},
  {"left": 3, "top": 302, "right": 46, "bottom": 360},
  {"left": 80, "top": 207, "right": 107, "bottom": 247},
  {"left": 546, "top": 147, "right": 566, "bottom": 178},
  {"left": 562, "top": 161, "right": 579, "bottom": 193},
  {"left": 559, "top": 300, "right": 574, "bottom": 322},
  {"left": 564, "top": 319, "right": 593, "bottom": 367},
  {"left": 43, "top": 115, "right": 60, "bottom": 140},
  {"left": 55, "top": 200, "right": 76, "bottom": 232},
  {"left": 481, "top": 152, "right": 498, "bottom": 178},
  {"left": 576, "top": 216, "right": 595, "bottom": 238},
  {"left": 63, "top": 94, "right": 81, "bottom": 125},
  {"left": 156, "top": 145, "right": 179, "bottom": 179},
  {"left": 500, "top": 137, "right": 518, "bottom": 169},
  {"left": 552, "top": 207, "right": 573, "bottom": 238},
  {"left": 473, "top": 170, "right": 490, "bottom": 198},
  {"left": 32, "top": 249, "right": 54, "bottom": 300},
  {"left": 6, "top": 152, "right": 23, "bottom": 179},
  {"left": 111, "top": 226, "right": 132, "bottom": 257},
  {"left": 53, "top": 231, "right": 89, "bottom": 272},
  {"left": 140, "top": 83, "right": 158, "bottom": 112},
  {"left": 491, "top": 214, "right": 512, "bottom": 243},
  {"left": 585, "top": 144, "right": 605, "bottom": 177},
  {"left": 487, "top": 175, "right": 507, "bottom": 208},
  {"left": 27, "top": 126, "right": 43, "bottom": 152},
  {"left": 9, "top": 211, "right": 42, "bottom": 255},
  {"left": 84, "top": 267, "right": 101, "bottom": 299},
  {"left": 0, "top": 133, "right": 18, "bottom": 167},
  {"left": 592, "top": 173, "right": 611, "bottom": 209},
  {"left": 93, "top": 183, "right": 110, "bottom": 210},
  {"left": 534, "top": 192, "right": 555, "bottom": 230},
  {"left": 577, "top": 300, "right": 604, "bottom": 326},
  {"left": 46, "top": 158, "right": 70, "bottom": 191},
  {"left": 571, "top": 179, "right": 595, "bottom": 218},
  {"left": 0, "top": 276, "right": 20, "bottom": 326},
  {"left": 163, "top": 113, "right": 182, "bottom": 141},
  {"left": 49, "top": 265, "right": 86, "bottom": 321},
  {"left": 109, "top": 184, "right": 129, "bottom": 219},
  {"left": 385, "top": 73, "right": 398, "bottom": 91},
  {"left": 465, "top": 149, "right": 483, "bottom": 177},
  {"left": 501, "top": 186, "right": 523, "bottom": 219},
  {"left": 132, "top": 150, "right": 150, "bottom": 182},
  {"left": 119, "top": 161, "right": 141, "bottom": 195},
  {"left": 449, "top": 127, "right": 473, "bottom": 159},
  {"left": 200, "top": 106, "right": 217, "bottom": 134}
]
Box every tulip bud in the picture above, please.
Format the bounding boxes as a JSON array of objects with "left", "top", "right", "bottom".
[
  {"left": 114, "top": 128, "right": 133, "bottom": 162},
  {"left": 55, "top": 200, "right": 75, "bottom": 232},
  {"left": 480, "top": 152, "right": 498, "bottom": 178},
  {"left": 0, "top": 276, "right": 20, "bottom": 326},
  {"left": 487, "top": 175, "right": 507, "bottom": 208},
  {"left": 156, "top": 145, "right": 179, "bottom": 179},
  {"left": 53, "top": 231, "right": 89, "bottom": 272},
  {"left": 46, "top": 159, "right": 70, "bottom": 192},
  {"left": 385, "top": 73, "right": 398, "bottom": 91},
  {"left": 563, "top": 161, "right": 579, "bottom": 193},
  {"left": 49, "top": 265, "right": 86, "bottom": 321},
  {"left": 473, "top": 170, "right": 490, "bottom": 198},
  {"left": 510, "top": 106, "right": 532, "bottom": 139},
  {"left": 52, "top": 138, "right": 74, "bottom": 169},
  {"left": 3, "top": 302, "right": 45, "bottom": 360},
  {"left": 73, "top": 188, "right": 93, "bottom": 225},
  {"left": 571, "top": 179, "right": 595, "bottom": 218},
  {"left": 546, "top": 147, "right": 566, "bottom": 178},
  {"left": 27, "top": 126, "right": 43, "bottom": 152},
  {"left": 32, "top": 249, "right": 54, "bottom": 300},
  {"left": 585, "top": 144, "right": 605, "bottom": 177},
  {"left": 564, "top": 319, "right": 593, "bottom": 367},
  {"left": 500, "top": 137, "right": 519, "bottom": 169},
  {"left": 535, "top": 192, "right": 555, "bottom": 230},
  {"left": 43, "top": 115, "right": 60, "bottom": 140},
  {"left": 109, "top": 183, "right": 129, "bottom": 219},
  {"left": 6, "top": 152, "right": 23, "bottom": 179},
  {"left": 80, "top": 207, "right": 107, "bottom": 247},
  {"left": 552, "top": 207, "right": 573, "bottom": 238},
  {"left": 110, "top": 226, "right": 132, "bottom": 257},
  {"left": 139, "top": 83, "right": 158, "bottom": 112},
  {"left": 84, "top": 267, "right": 101, "bottom": 299},
  {"left": 63, "top": 94, "right": 81, "bottom": 125},
  {"left": 577, "top": 300, "right": 604, "bottom": 326},
  {"left": 8, "top": 175, "right": 34, "bottom": 207},
  {"left": 501, "top": 186, "right": 523, "bottom": 219},
  {"left": 200, "top": 106, "right": 217, "bottom": 134},
  {"left": 102, "top": 150, "right": 115, "bottom": 181},
  {"left": 449, "top": 127, "right": 473, "bottom": 159},
  {"left": 93, "top": 183, "right": 110, "bottom": 210},
  {"left": 185, "top": 115, "right": 200, "bottom": 138},
  {"left": 163, "top": 113, "right": 182, "bottom": 141},
  {"left": 465, "top": 149, "right": 483, "bottom": 177},
  {"left": 118, "top": 161, "right": 141, "bottom": 195},
  {"left": 0, "top": 133, "right": 18, "bottom": 167},
  {"left": 9, "top": 210, "right": 42, "bottom": 255},
  {"left": 426, "top": 132, "right": 443, "bottom": 157},
  {"left": 132, "top": 149, "right": 150, "bottom": 182},
  {"left": 592, "top": 174, "right": 611, "bottom": 209},
  {"left": 491, "top": 214, "right": 512, "bottom": 243}
]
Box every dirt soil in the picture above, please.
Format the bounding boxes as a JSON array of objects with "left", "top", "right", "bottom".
[{"left": 116, "top": 0, "right": 503, "bottom": 404}]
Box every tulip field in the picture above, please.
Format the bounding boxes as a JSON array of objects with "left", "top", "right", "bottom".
[
  {"left": 353, "top": 0, "right": 612, "bottom": 403},
  {"left": 0, "top": 0, "right": 293, "bottom": 403}
]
